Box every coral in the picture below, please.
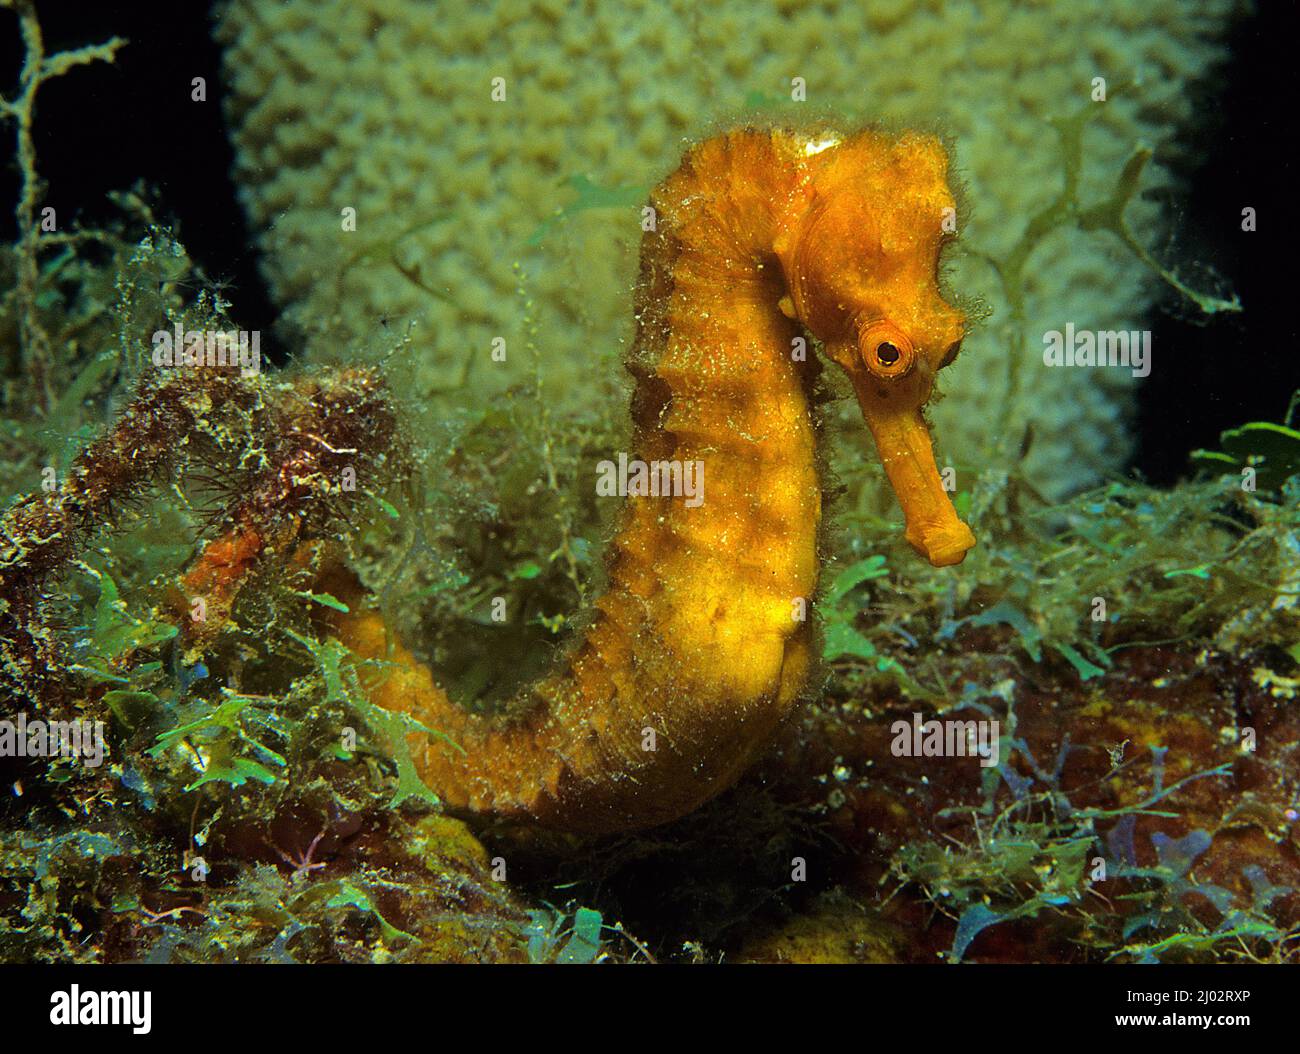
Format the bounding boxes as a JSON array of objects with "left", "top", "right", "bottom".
[{"left": 215, "top": 0, "right": 1238, "bottom": 496}]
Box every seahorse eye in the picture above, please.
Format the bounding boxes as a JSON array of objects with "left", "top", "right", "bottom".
[{"left": 858, "top": 320, "right": 915, "bottom": 379}]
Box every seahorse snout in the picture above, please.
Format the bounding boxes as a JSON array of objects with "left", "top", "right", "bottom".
[{"left": 853, "top": 388, "right": 976, "bottom": 567}]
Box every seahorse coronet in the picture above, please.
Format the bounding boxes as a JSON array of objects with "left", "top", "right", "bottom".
[{"left": 325, "top": 126, "right": 975, "bottom": 834}]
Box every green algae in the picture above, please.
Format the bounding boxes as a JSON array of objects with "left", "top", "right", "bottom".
[
  {"left": 882, "top": 681, "right": 1265, "bottom": 963},
  {"left": 1192, "top": 391, "right": 1300, "bottom": 492}
]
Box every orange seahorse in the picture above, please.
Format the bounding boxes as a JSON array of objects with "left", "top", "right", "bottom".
[{"left": 189, "top": 126, "right": 975, "bottom": 834}]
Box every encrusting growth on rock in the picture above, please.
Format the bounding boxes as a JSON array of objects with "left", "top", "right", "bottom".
[{"left": 0, "top": 363, "right": 397, "bottom": 706}]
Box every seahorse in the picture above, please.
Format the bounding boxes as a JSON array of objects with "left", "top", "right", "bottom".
[{"left": 291, "top": 127, "right": 974, "bottom": 835}]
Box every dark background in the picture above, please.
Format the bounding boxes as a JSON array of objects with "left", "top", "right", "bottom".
[{"left": 1, "top": 0, "right": 1295, "bottom": 485}]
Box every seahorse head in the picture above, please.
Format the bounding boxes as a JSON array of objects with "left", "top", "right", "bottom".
[{"left": 774, "top": 129, "right": 975, "bottom": 567}]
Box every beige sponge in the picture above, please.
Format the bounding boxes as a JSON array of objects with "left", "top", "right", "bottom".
[{"left": 216, "top": 0, "right": 1236, "bottom": 496}]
